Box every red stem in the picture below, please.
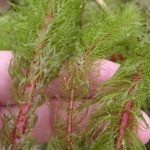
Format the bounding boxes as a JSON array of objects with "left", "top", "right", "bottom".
[
  {"left": 115, "top": 69, "right": 142, "bottom": 150},
  {"left": 66, "top": 76, "right": 75, "bottom": 150},
  {"left": 12, "top": 82, "right": 35, "bottom": 144},
  {"left": 12, "top": 102, "right": 31, "bottom": 144},
  {"left": 66, "top": 90, "right": 74, "bottom": 150},
  {"left": 115, "top": 100, "right": 134, "bottom": 150},
  {"left": 12, "top": 11, "right": 52, "bottom": 145}
]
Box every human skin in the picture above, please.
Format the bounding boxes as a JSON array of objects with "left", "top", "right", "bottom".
[{"left": 0, "top": 51, "right": 150, "bottom": 144}]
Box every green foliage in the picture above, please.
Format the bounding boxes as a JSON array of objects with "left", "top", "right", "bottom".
[
  {"left": 0, "top": 0, "right": 150, "bottom": 149},
  {"left": 0, "top": 15, "right": 11, "bottom": 49},
  {"left": 82, "top": 4, "right": 141, "bottom": 58}
]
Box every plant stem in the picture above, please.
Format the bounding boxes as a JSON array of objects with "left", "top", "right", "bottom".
[
  {"left": 115, "top": 68, "right": 142, "bottom": 150},
  {"left": 115, "top": 100, "right": 134, "bottom": 150},
  {"left": 66, "top": 75, "right": 76, "bottom": 150},
  {"left": 12, "top": 102, "right": 31, "bottom": 144},
  {"left": 12, "top": 10, "right": 52, "bottom": 145},
  {"left": 12, "top": 78, "right": 37, "bottom": 144}
]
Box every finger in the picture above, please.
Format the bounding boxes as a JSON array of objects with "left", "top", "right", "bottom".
[
  {"left": 50, "top": 99, "right": 104, "bottom": 133},
  {"left": 88, "top": 59, "right": 120, "bottom": 97},
  {"left": 51, "top": 100, "right": 150, "bottom": 144},
  {"left": 137, "top": 111, "right": 150, "bottom": 144},
  {"left": 32, "top": 102, "right": 55, "bottom": 144},
  {"left": 46, "top": 59, "right": 120, "bottom": 98},
  {"left": 0, "top": 51, "right": 13, "bottom": 105},
  {"left": 0, "top": 102, "right": 55, "bottom": 144},
  {"left": 0, "top": 51, "right": 120, "bottom": 104}
]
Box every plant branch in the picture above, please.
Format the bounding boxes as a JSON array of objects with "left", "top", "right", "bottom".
[
  {"left": 66, "top": 74, "right": 76, "bottom": 150},
  {"left": 115, "top": 67, "right": 142, "bottom": 150},
  {"left": 115, "top": 100, "right": 134, "bottom": 150},
  {"left": 12, "top": 10, "right": 52, "bottom": 145}
]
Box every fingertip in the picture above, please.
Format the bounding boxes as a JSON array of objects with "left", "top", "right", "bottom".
[
  {"left": 96, "top": 59, "right": 121, "bottom": 81},
  {"left": 89, "top": 59, "right": 121, "bottom": 84},
  {"left": 88, "top": 59, "right": 120, "bottom": 97},
  {"left": 137, "top": 111, "right": 150, "bottom": 144}
]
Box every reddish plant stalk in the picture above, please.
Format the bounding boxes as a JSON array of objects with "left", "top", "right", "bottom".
[
  {"left": 66, "top": 77, "right": 75, "bottom": 150},
  {"left": 115, "top": 70, "right": 142, "bottom": 150},
  {"left": 128, "top": 72, "right": 141, "bottom": 95},
  {"left": 12, "top": 12, "right": 52, "bottom": 145},
  {"left": 12, "top": 102, "right": 31, "bottom": 144},
  {"left": 115, "top": 100, "right": 134, "bottom": 150},
  {"left": 12, "top": 81, "right": 36, "bottom": 144}
]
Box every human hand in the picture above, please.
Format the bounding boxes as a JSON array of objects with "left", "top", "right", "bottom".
[{"left": 0, "top": 51, "right": 150, "bottom": 144}]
